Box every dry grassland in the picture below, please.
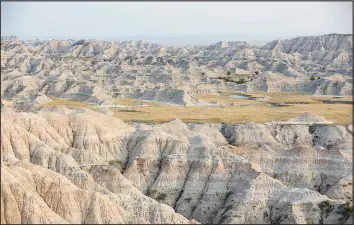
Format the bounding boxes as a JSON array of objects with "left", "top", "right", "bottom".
[{"left": 42, "top": 92, "right": 353, "bottom": 124}]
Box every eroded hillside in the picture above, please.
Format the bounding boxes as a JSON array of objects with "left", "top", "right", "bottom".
[
  {"left": 1, "top": 34, "right": 353, "bottom": 224},
  {"left": 1, "top": 108, "right": 352, "bottom": 224},
  {"left": 1, "top": 34, "right": 352, "bottom": 107}
]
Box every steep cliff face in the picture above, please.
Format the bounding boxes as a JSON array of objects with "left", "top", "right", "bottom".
[{"left": 1, "top": 110, "right": 352, "bottom": 224}]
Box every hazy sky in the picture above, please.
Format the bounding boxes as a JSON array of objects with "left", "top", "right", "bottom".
[{"left": 1, "top": 1, "right": 352, "bottom": 44}]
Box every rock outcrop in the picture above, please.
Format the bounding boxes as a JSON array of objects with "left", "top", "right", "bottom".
[
  {"left": 1, "top": 33, "right": 352, "bottom": 224},
  {"left": 1, "top": 110, "right": 352, "bottom": 224},
  {"left": 223, "top": 113, "right": 352, "bottom": 151},
  {"left": 1, "top": 33, "right": 352, "bottom": 107}
]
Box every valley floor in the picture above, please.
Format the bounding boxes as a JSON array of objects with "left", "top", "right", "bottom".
[{"left": 37, "top": 91, "right": 353, "bottom": 124}]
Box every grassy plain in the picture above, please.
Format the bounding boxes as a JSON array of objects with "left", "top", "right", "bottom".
[
  {"left": 42, "top": 97, "right": 98, "bottom": 110},
  {"left": 42, "top": 92, "right": 353, "bottom": 125}
]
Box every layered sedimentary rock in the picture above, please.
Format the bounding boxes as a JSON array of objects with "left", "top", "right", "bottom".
[
  {"left": 223, "top": 112, "right": 352, "bottom": 151},
  {"left": 1, "top": 33, "right": 352, "bottom": 224},
  {"left": 1, "top": 109, "right": 352, "bottom": 224},
  {"left": 1, "top": 33, "right": 352, "bottom": 107}
]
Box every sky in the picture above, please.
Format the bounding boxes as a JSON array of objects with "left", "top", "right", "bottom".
[{"left": 1, "top": 1, "right": 352, "bottom": 45}]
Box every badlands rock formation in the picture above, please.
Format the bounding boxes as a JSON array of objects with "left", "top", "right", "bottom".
[
  {"left": 223, "top": 112, "right": 352, "bottom": 151},
  {"left": 1, "top": 33, "right": 353, "bottom": 224},
  {"left": 1, "top": 33, "right": 352, "bottom": 106},
  {"left": 1, "top": 108, "right": 352, "bottom": 224}
]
